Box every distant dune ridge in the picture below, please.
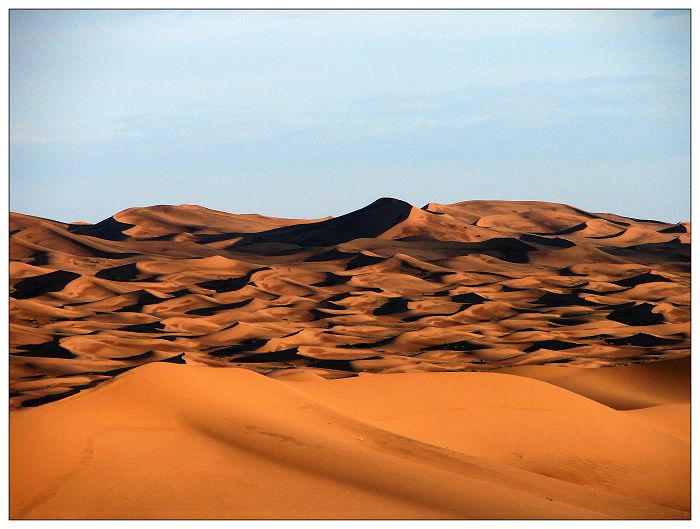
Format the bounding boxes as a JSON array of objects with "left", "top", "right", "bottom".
[{"left": 9, "top": 198, "right": 690, "bottom": 519}]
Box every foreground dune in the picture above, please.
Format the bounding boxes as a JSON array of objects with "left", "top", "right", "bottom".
[
  {"left": 9, "top": 198, "right": 690, "bottom": 519},
  {"left": 10, "top": 358, "right": 689, "bottom": 519}
]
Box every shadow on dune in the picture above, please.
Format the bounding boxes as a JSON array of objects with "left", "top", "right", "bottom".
[
  {"left": 231, "top": 347, "right": 302, "bottom": 363},
  {"left": 12, "top": 270, "right": 81, "bottom": 299},
  {"left": 115, "top": 291, "right": 170, "bottom": 313},
  {"left": 95, "top": 263, "right": 142, "bottom": 281},
  {"left": 658, "top": 224, "right": 687, "bottom": 234},
  {"left": 532, "top": 222, "right": 587, "bottom": 236},
  {"left": 605, "top": 333, "right": 684, "bottom": 347},
  {"left": 451, "top": 292, "right": 490, "bottom": 304},
  {"left": 109, "top": 351, "right": 155, "bottom": 361},
  {"left": 456, "top": 238, "right": 537, "bottom": 263},
  {"left": 337, "top": 336, "right": 396, "bottom": 349},
  {"left": 523, "top": 340, "right": 584, "bottom": 352},
  {"left": 20, "top": 389, "right": 81, "bottom": 408},
  {"left": 346, "top": 253, "right": 386, "bottom": 270},
  {"left": 373, "top": 297, "right": 411, "bottom": 316},
  {"left": 68, "top": 217, "right": 135, "bottom": 241},
  {"left": 313, "top": 272, "right": 352, "bottom": 287},
  {"left": 422, "top": 340, "right": 489, "bottom": 352},
  {"left": 29, "top": 251, "right": 50, "bottom": 266},
  {"left": 231, "top": 198, "right": 413, "bottom": 248},
  {"left": 12, "top": 338, "right": 77, "bottom": 359},
  {"left": 612, "top": 272, "right": 671, "bottom": 288},
  {"left": 304, "top": 248, "right": 355, "bottom": 262},
  {"left": 196, "top": 267, "right": 270, "bottom": 293},
  {"left": 602, "top": 240, "right": 689, "bottom": 264},
  {"left": 520, "top": 234, "right": 576, "bottom": 248},
  {"left": 208, "top": 339, "right": 270, "bottom": 357},
  {"left": 533, "top": 292, "right": 599, "bottom": 307},
  {"left": 607, "top": 303, "right": 664, "bottom": 326}
]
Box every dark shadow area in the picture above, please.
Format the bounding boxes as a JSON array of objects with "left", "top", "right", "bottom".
[
  {"left": 658, "top": 224, "right": 687, "bottom": 234},
  {"left": 68, "top": 217, "right": 135, "bottom": 241},
  {"left": 95, "top": 263, "right": 141, "bottom": 281},
  {"left": 231, "top": 197, "right": 414, "bottom": 248},
  {"left": 531, "top": 222, "right": 587, "bottom": 236},
  {"left": 346, "top": 253, "right": 385, "bottom": 270},
  {"left": 612, "top": 272, "right": 672, "bottom": 288},
  {"left": 373, "top": 297, "right": 411, "bottom": 316},
  {"left": 312, "top": 272, "right": 352, "bottom": 287},
  {"left": 533, "top": 292, "right": 599, "bottom": 307},
  {"left": 21, "top": 389, "right": 81, "bottom": 408},
  {"left": 607, "top": 303, "right": 664, "bottom": 326},
  {"left": 196, "top": 267, "right": 269, "bottom": 293},
  {"left": 520, "top": 234, "right": 576, "bottom": 248},
  {"left": 524, "top": 340, "right": 583, "bottom": 352},
  {"left": 338, "top": 336, "right": 396, "bottom": 349},
  {"left": 605, "top": 333, "right": 683, "bottom": 347},
  {"left": 115, "top": 290, "right": 169, "bottom": 312},
  {"left": 231, "top": 347, "right": 302, "bottom": 363},
  {"left": 602, "top": 240, "right": 689, "bottom": 264},
  {"left": 207, "top": 339, "right": 269, "bottom": 357},
  {"left": 12, "top": 270, "right": 81, "bottom": 299},
  {"left": 13, "top": 338, "right": 77, "bottom": 359},
  {"left": 109, "top": 351, "right": 155, "bottom": 361},
  {"left": 451, "top": 292, "right": 490, "bottom": 304},
  {"left": 422, "top": 340, "right": 489, "bottom": 351}
]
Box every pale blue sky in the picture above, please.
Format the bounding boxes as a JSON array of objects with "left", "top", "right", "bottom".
[{"left": 10, "top": 9, "right": 690, "bottom": 223}]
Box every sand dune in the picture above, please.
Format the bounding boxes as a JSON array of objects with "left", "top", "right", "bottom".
[
  {"left": 9, "top": 198, "right": 690, "bottom": 519},
  {"left": 10, "top": 361, "right": 689, "bottom": 519}
]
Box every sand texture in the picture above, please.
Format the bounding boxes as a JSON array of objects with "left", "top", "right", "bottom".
[{"left": 9, "top": 198, "right": 690, "bottom": 519}]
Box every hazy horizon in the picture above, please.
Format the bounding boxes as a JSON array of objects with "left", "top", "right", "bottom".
[{"left": 10, "top": 9, "right": 690, "bottom": 224}]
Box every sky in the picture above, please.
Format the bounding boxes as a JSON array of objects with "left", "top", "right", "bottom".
[{"left": 9, "top": 9, "right": 690, "bottom": 223}]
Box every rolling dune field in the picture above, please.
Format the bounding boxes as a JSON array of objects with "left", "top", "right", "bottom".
[{"left": 9, "top": 198, "right": 690, "bottom": 519}]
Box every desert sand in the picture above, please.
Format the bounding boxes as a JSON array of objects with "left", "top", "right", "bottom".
[{"left": 9, "top": 198, "right": 690, "bottom": 519}]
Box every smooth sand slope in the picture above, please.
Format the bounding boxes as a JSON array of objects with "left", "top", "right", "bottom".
[
  {"left": 10, "top": 358, "right": 690, "bottom": 519},
  {"left": 9, "top": 198, "right": 690, "bottom": 519}
]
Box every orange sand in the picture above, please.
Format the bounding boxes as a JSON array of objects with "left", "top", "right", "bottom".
[{"left": 9, "top": 199, "right": 690, "bottom": 519}]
